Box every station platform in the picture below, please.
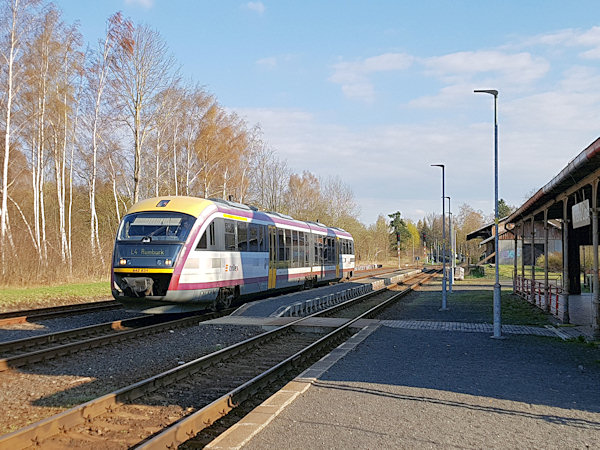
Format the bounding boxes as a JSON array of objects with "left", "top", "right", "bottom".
[
  {"left": 206, "top": 279, "right": 600, "bottom": 449},
  {"left": 231, "top": 269, "right": 419, "bottom": 318}
]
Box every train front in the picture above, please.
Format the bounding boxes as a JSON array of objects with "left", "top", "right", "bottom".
[{"left": 111, "top": 198, "right": 198, "bottom": 312}]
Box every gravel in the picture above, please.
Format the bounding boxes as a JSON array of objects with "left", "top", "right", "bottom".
[
  {"left": 0, "top": 323, "right": 264, "bottom": 435},
  {"left": 0, "top": 309, "right": 144, "bottom": 343}
]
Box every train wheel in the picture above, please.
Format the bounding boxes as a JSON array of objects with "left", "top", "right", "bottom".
[{"left": 213, "top": 288, "right": 233, "bottom": 310}]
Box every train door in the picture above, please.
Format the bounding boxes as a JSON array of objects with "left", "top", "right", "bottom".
[
  {"left": 268, "top": 226, "right": 277, "bottom": 289},
  {"left": 335, "top": 237, "right": 340, "bottom": 278}
]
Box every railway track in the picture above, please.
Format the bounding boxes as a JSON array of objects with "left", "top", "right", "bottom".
[
  {"left": 0, "top": 310, "right": 233, "bottom": 372},
  {"left": 0, "top": 267, "right": 394, "bottom": 328},
  {"left": 0, "top": 269, "right": 436, "bottom": 449},
  {"left": 349, "top": 266, "right": 412, "bottom": 281},
  {"left": 0, "top": 269, "right": 410, "bottom": 372},
  {"left": 0, "top": 300, "right": 121, "bottom": 326}
]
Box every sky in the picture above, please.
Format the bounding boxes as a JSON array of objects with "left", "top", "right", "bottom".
[{"left": 56, "top": 0, "right": 600, "bottom": 225}]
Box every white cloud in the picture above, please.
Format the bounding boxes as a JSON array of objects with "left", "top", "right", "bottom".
[
  {"left": 256, "top": 57, "right": 277, "bottom": 69},
  {"left": 423, "top": 50, "right": 549, "bottom": 85},
  {"left": 236, "top": 82, "right": 600, "bottom": 224},
  {"left": 255, "top": 54, "right": 295, "bottom": 69},
  {"left": 125, "top": 0, "right": 153, "bottom": 8},
  {"left": 519, "top": 26, "right": 600, "bottom": 60},
  {"left": 235, "top": 106, "right": 501, "bottom": 223},
  {"left": 239, "top": 26, "right": 600, "bottom": 224},
  {"left": 329, "top": 53, "right": 413, "bottom": 102},
  {"left": 245, "top": 1, "right": 265, "bottom": 15}
]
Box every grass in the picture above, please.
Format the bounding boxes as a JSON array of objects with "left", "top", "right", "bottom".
[
  {"left": 500, "top": 292, "right": 553, "bottom": 326},
  {"left": 448, "top": 278, "right": 555, "bottom": 326},
  {"left": 0, "top": 281, "right": 111, "bottom": 311},
  {"left": 466, "top": 264, "right": 562, "bottom": 282}
]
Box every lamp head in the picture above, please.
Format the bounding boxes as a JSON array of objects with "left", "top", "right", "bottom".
[{"left": 474, "top": 89, "right": 498, "bottom": 97}]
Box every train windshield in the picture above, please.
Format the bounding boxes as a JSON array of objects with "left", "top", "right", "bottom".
[{"left": 118, "top": 212, "right": 195, "bottom": 242}]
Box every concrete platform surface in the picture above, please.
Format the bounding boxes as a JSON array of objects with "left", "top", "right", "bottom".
[
  {"left": 232, "top": 269, "right": 415, "bottom": 318},
  {"left": 207, "top": 279, "right": 600, "bottom": 449}
]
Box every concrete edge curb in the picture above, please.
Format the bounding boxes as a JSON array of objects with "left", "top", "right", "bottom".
[
  {"left": 205, "top": 324, "right": 381, "bottom": 449},
  {"left": 272, "top": 269, "right": 421, "bottom": 318}
]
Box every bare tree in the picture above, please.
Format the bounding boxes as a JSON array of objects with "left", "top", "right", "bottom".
[
  {"left": 23, "top": 5, "right": 66, "bottom": 266},
  {"left": 82, "top": 13, "right": 132, "bottom": 262},
  {"left": 0, "top": 0, "right": 40, "bottom": 271},
  {"left": 285, "top": 171, "right": 320, "bottom": 220},
  {"left": 109, "top": 21, "right": 176, "bottom": 204},
  {"left": 321, "top": 175, "right": 359, "bottom": 227},
  {"left": 246, "top": 139, "right": 289, "bottom": 211}
]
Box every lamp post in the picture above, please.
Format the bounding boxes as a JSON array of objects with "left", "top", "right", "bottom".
[
  {"left": 445, "top": 196, "right": 454, "bottom": 293},
  {"left": 474, "top": 89, "right": 502, "bottom": 338},
  {"left": 431, "top": 164, "right": 448, "bottom": 310}
]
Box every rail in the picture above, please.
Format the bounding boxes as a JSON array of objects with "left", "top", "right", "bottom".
[
  {"left": 0, "top": 300, "right": 120, "bottom": 325},
  {"left": 0, "top": 271, "right": 436, "bottom": 449}
]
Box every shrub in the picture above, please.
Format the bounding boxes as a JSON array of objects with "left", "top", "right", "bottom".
[{"left": 536, "top": 252, "right": 562, "bottom": 272}]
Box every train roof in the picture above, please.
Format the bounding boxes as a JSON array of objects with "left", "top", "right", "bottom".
[
  {"left": 125, "top": 196, "right": 214, "bottom": 218},
  {"left": 125, "top": 196, "right": 353, "bottom": 239}
]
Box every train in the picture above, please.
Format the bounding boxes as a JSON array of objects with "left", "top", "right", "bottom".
[{"left": 111, "top": 196, "right": 355, "bottom": 313}]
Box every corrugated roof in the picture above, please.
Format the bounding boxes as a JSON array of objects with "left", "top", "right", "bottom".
[{"left": 507, "top": 137, "right": 600, "bottom": 223}]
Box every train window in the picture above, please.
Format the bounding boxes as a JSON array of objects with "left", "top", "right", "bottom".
[
  {"left": 331, "top": 238, "right": 336, "bottom": 263},
  {"left": 278, "top": 229, "right": 285, "bottom": 262},
  {"left": 298, "top": 232, "right": 305, "bottom": 268},
  {"left": 237, "top": 222, "right": 248, "bottom": 252},
  {"left": 248, "top": 223, "right": 259, "bottom": 252},
  {"left": 284, "top": 229, "right": 291, "bottom": 262},
  {"left": 315, "top": 236, "right": 323, "bottom": 265},
  {"left": 119, "top": 212, "right": 194, "bottom": 242},
  {"left": 197, "top": 231, "right": 207, "bottom": 249},
  {"left": 305, "top": 232, "right": 310, "bottom": 266},
  {"left": 259, "top": 225, "right": 267, "bottom": 252},
  {"left": 196, "top": 221, "right": 215, "bottom": 250},
  {"left": 292, "top": 230, "right": 299, "bottom": 268},
  {"left": 224, "top": 220, "right": 236, "bottom": 251}
]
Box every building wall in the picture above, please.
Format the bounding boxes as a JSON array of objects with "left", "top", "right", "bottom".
[{"left": 494, "top": 239, "right": 562, "bottom": 265}]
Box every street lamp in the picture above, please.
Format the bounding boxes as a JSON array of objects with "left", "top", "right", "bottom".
[
  {"left": 474, "top": 88, "right": 502, "bottom": 338},
  {"left": 445, "top": 196, "right": 454, "bottom": 293},
  {"left": 431, "top": 164, "right": 448, "bottom": 310}
]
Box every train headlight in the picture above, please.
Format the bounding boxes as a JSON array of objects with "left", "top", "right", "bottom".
[
  {"left": 165, "top": 259, "right": 173, "bottom": 266},
  {"left": 119, "top": 258, "right": 127, "bottom": 266}
]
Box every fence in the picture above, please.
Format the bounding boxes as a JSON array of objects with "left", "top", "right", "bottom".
[{"left": 514, "top": 275, "right": 562, "bottom": 315}]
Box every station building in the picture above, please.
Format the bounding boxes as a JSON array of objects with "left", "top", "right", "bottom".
[
  {"left": 503, "top": 137, "right": 600, "bottom": 338},
  {"left": 467, "top": 219, "right": 562, "bottom": 266}
]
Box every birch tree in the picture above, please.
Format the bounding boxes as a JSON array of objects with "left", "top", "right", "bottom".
[
  {"left": 83, "top": 13, "right": 132, "bottom": 262},
  {"left": 109, "top": 21, "right": 176, "bottom": 204},
  {"left": 0, "top": 0, "right": 40, "bottom": 271},
  {"left": 50, "top": 20, "right": 81, "bottom": 265}
]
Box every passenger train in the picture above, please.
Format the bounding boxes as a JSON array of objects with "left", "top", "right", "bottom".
[{"left": 111, "top": 196, "right": 355, "bottom": 313}]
